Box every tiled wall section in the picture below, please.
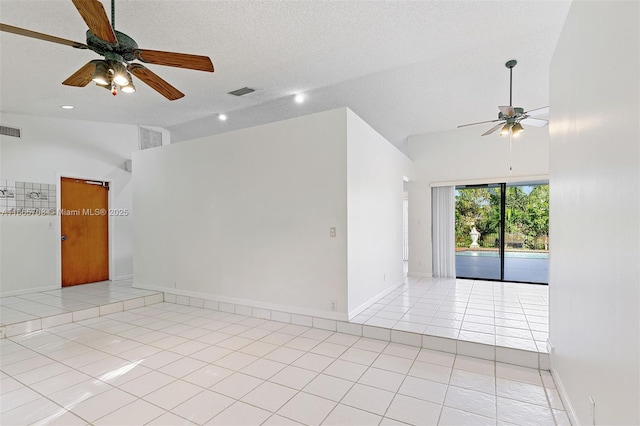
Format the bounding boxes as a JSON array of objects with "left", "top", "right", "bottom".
[
  {"left": 0, "top": 180, "right": 57, "bottom": 214},
  {"left": 162, "top": 292, "right": 550, "bottom": 371}
]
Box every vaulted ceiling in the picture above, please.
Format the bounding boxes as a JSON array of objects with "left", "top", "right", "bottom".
[{"left": 0, "top": 1, "right": 571, "bottom": 152}]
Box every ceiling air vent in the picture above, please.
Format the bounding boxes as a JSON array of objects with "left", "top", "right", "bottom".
[
  {"left": 228, "top": 87, "right": 255, "bottom": 96},
  {"left": 0, "top": 125, "right": 21, "bottom": 138},
  {"left": 139, "top": 127, "right": 163, "bottom": 150}
]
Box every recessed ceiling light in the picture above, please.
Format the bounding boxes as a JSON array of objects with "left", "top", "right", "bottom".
[
  {"left": 218, "top": 114, "right": 227, "bottom": 121},
  {"left": 294, "top": 94, "right": 305, "bottom": 104},
  {"left": 60, "top": 105, "right": 74, "bottom": 110}
]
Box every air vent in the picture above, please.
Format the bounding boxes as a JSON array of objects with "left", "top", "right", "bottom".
[
  {"left": 0, "top": 125, "right": 21, "bottom": 138},
  {"left": 139, "top": 127, "right": 163, "bottom": 150},
  {"left": 228, "top": 87, "right": 255, "bottom": 96}
]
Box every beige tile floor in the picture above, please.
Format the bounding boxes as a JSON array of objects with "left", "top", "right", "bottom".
[{"left": 1, "top": 299, "right": 569, "bottom": 425}]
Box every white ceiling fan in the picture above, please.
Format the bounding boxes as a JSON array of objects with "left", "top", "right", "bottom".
[{"left": 458, "top": 60, "right": 549, "bottom": 136}]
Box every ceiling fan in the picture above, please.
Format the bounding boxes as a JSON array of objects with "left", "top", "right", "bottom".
[
  {"left": 0, "top": 0, "right": 214, "bottom": 100},
  {"left": 458, "top": 60, "right": 548, "bottom": 136}
]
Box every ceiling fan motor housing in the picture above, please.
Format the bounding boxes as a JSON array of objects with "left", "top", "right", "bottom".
[
  {"left": 85, "top": 29, "right": 138, "bottom": 61},
  {"left": 499, "top": 107, "right": 525, "bottom": 120}
]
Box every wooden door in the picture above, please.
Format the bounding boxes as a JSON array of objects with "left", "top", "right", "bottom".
[{"left": 61, "top": 177, "right": 109, "bottom": 286}]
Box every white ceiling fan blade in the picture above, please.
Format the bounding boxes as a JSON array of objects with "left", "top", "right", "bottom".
[
  {"left": 521, "top": 117, "right": 549, "bottom": 127},
  {"left": 525, "top": 106, "right": 549, "bottom": 116},
  {"left": 457, "top": 118, "right": 501, "bottom": 128},
  {"left": 498, "top": 106, "right": 515, "bottom": 116},
  {"left": 482, "top": 122, "right": 505, "bottom": 136}
]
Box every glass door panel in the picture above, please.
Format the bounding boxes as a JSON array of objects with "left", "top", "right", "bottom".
[
  {"left": 503, "top": 183, "right": 549, "bottom": 283},
  {"left": 455, "top": 184, "right": 502, "bottom": 280}
]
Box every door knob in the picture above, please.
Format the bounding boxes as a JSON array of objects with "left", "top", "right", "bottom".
[{"left": 61, "top": 235, "right": 67, "bottom": 241}]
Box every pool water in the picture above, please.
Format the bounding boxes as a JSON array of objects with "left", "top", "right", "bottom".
[{"left": 456, "top": 251, "right": 549, "bottom": 259}]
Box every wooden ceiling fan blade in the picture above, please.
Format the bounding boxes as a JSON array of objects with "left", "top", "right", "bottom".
[
  {"left": 62, "top": 60, "right": 100, "bottom": 87},
  {"left": 458, "top": 118, "right": 501, "bottom": 128},
  {"left": 482, "top": 122, "right": 505, "bottom": 136},
  {"left": 128, "top": 64, "right": 184, "bottom": 100},
  {"left": 0, "top": 23, "right": 88, "bottom": 49},
  {"left": 133, "top": 49, "right": 214, "bottom": 72},
  {"left": 521, "top": 118, "right": 549, "bottom": 127},
  {"left": 71, "top": 0, "right": 117, "bottom": 44}
]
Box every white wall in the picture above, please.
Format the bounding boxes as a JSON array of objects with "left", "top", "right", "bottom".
[
  {"left": 134, "top": 108, "right": 350, "bottom": 318},
  {"left": 0, "top": 114, "right": 138, "bottom": 295},
  {"left": 407, "top": 125, "right": 550, "bottom": 276},
  {"left": 134, "top": 107, "right": 411, "bottom": 319},
  {"left": 346, "top": 109, "right": 413, "bottom": 315},
  {"left": 549, "top": 1, "right": 639, "bottom": 424}
]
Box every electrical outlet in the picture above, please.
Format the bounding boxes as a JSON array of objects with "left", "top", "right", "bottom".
[
  {"left": 329, "top": 227, "right": 336, "bottom": 238},
  {"left": 330, "top": 300, "right": 337, "bottom": 311},
  {"left": 589, "top": 396, "right": 595, "bottom": 425},
  {"left": 383, "top": 273, "right": 386, "bottom": 282}
]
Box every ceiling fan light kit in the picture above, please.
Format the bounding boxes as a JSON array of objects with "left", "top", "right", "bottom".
[
  {"left": 91, "top": 60, "right": 111, "bottom": 86},
  {"left": 0, "top": 0, "right": 214, "bottom": 101},
  {"left": 110, "top": 61, "right": 129, "bottom": 86},
  {"left": 121, "top": 80, "right": 136, "bottom": 93},
  {"left": 511, "top": 122, "right": 524, "bottom": 136},
  {"left": 458, "top": 59, "right": 549, "bottom": 136},
  {"left": 91, "top": 59, "right": 135, "bottom": 95}
]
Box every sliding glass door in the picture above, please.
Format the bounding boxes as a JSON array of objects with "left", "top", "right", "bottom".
[
  {"left": 454, "top": 184, "right": 502, "bottom": 280},
  {"left": 455, "top": 181, "right": 549, "bottom": 284}
]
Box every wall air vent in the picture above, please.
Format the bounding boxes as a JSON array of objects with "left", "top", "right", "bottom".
[
  {"left": 228, "top": 87, "right": 255, "bottom": 96},
  {"left": 139, "top": 127, "right": 163, "bottom": 150},
  {"left": 0, "top": 125, "right": 21, "bottom": 138}
]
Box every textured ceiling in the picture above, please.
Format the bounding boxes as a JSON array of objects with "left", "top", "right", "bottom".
[{"left": 0, "top": 1, "right": 571, "bottom": 152}]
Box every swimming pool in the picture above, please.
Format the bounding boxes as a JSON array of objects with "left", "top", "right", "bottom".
[
  {"left": 456, "top": 251, "right": 549, "bottom": 283},
  {"left": 456, "top": 251, "right": 549, "bottom": 259}
]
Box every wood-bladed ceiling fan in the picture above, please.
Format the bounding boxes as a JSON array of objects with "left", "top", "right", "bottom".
[
  {"left": 458, "top": 60, "right": 548, "bottom": 136},
  {"left": 0, "top": 0, "right": 214, "bottom": 101}
]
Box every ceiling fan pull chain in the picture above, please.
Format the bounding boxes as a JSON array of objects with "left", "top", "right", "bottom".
[
  {"left": 509, "top": 132, "right": 513, "bottom": 173},
  {"left": 111, "top": 0, "right": 115, "bottom": 30}
]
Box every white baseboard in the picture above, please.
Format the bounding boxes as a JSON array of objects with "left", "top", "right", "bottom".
[
  {"left": 0, "top": 284, "right": 59, "bottom": 297},
  {"left": 133, "top": 282, "right": 349, "bottom": 321},
  {"left": 114, "top": 275, "right": 133, "bottom": 281},
  {"left": 348, "top": 281, "right": 405, "bottom": 319},
  {"left": 549, "top": 340, "right": 579, "bottom": 426},
  {"left": 407, "top": 271, "right": 432, "bottom": 278}
]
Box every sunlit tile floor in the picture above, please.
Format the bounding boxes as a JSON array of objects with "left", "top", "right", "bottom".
[
  {"left": 352, "top": 277, "right": 549, "bottom": 353},
  {"left": 1, "top": 301, "right": 569, "bottom": 425}
]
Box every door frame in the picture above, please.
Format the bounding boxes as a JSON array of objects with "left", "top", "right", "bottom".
[{"left": 55, "top": 173, "right": 116, "bottom": 287}]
